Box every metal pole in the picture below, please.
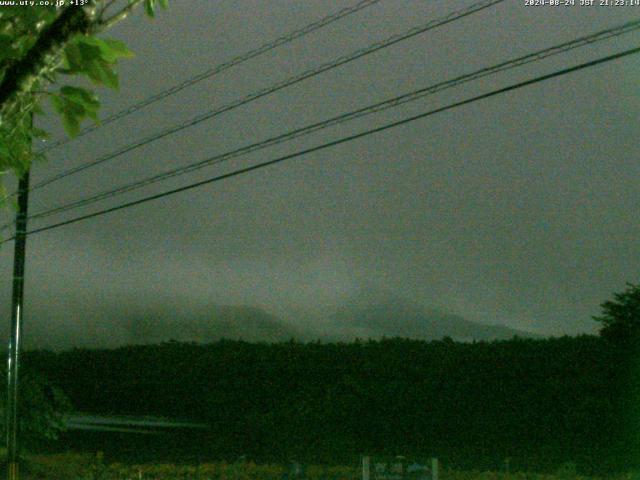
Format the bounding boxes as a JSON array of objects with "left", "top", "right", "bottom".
[{"left": 6, "top": 168, "right": 30, "bottom": 480}]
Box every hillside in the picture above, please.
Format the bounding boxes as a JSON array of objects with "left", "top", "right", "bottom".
[
  {"left": 14, "top": 290, "right": 536, "bottom": 350},
  {"left": 301, "top": 288, "right": 537, "bottom": 342}
]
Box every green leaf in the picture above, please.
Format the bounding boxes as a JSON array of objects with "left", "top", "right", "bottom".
[
  {"left": 0, "top": 35, "right": 15, "bottom": 62},
  {"left": 0, "top": 6, "right": 21, "bottom": 18},
  {"left": 158, "top": 0, "right": 169, "bottom": 8},
  {"left": 60, "top": 86, "right": 99, "bottom": 110},
  {"left": 101, "top": 38, "right": 134, "bottom": 60},
  {"left": 31, "top": 127, "right": 49, "bottom": 140},
  {"left": 64, "top": 38, "right": 124, "bottom": 89},
  {"left": 63, "top": 42, "right": 84, "bottom": 73},
  {"left": 51, "top": 86, "right": 102, "bottom": 136},
  {"left": 51, "top": 94, "right": 84, "bottom": 137},
  {"left": 77, "top": 42, "right": 119, "bottom": 89},
  {"left": 62, "top": 113, "right": 80, "bottom": 137},
  {"left": 80, "top": 36, "right": 134, "bottom": 63},
  {"left": 144, "top": 0, "right": 156, "bottom": 18},
  {"left": 60, "top": 86, "right": 100, "bottom": 120},
  {"left": 94, "top": 61, "right": 119, "bottom": 89},
  {"left": 77, "top": 41, "right": 102, "bottom": 66},
  {"left": 0, "top": 141, "right": 10, "bottom": 161}
]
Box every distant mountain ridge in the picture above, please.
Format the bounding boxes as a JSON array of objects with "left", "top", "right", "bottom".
[
  {"left": 322, "top": 303, "right": 535, "bottom": 341},
  {"left": 123, "top": 304, "right": 303, "bottom": 344},
  {"left": 306, "top": 287, "right": 538, "bottom": 342},
  {"left": 19, "top": 291, "right": 538, "bottom": 350}
]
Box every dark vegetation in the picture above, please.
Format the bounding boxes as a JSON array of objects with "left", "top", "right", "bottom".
[
  {"left": 15, "top": 283, "right": 640, "bottom": 474},
  {"left": 19, "top": 334, "right": 637, "bottom": 474}
]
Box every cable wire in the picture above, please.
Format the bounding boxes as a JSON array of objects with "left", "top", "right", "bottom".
[
  {"left": 37, "top": 0, "right": 385, "bottom": 153},
  {"left": 2, "top": 44, "right": 637, "bottom": 245},
  {"left": 28, "top": 0, "right": 505, "bottom": 192},
  {"left": 16, "top": 18, "right": 640, "bottom": 227}
]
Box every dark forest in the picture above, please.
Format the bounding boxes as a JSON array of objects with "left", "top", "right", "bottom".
[{"left": 21, "top": 332, "right": 639, "bottom": 475}]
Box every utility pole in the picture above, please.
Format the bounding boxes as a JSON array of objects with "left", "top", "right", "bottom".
[{"left": 5, "top": 164, "right": 31, "bottom": 479}]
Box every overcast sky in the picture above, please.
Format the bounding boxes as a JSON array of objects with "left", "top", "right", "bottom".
[{"left": 1, "top": 0, "right": 639, "bottom": 348}]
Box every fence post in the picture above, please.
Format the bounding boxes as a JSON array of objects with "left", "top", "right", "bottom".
[
  {"left": 431, "top": 458, "right": 438, "bottom": 480},
  {"left": 362, "top": 456, "right": 370, "bottom": 480}
]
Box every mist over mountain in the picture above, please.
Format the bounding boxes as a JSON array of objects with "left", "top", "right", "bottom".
[
  {"left": 291, "top": 286, "right": 538, "bottom": 342},
  {"left": 17, "top": 301, "right": 303, "bottom": 350},
  {"left": 10, "top": 287, "right": 537, "bottom": 350},
  {"left": 121, "top": 304, "right": 304, "bottom": 344},
  {"left": 323, "top": 303, "right": 534, "bottom": 341}
]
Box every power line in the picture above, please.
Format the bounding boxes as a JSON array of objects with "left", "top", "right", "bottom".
[
  {"left": 17, "top": 18, "right": 640, "bottom": 226},
  {"left": 37, "top": 0, "right": 385, "bottom": 153},
  {"left": 2, "top": 44, "right": 637, "bottom": 246},
  {"left": 28, "top": 0, "right": 505, "bottom": 192}
]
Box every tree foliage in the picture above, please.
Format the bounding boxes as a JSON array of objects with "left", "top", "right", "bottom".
[
  {"left": 0, "top": 0, "right": 168, "bottom": 197},
  {"left": 27, "top": 335, "right": 636, "bottom": 474},
  {"left": 593, "top": 282, "right": 640, "bottom": 344},
  {"left": 0, "top": 0, "right": 168, "bottom": 450},
  {"left": 0, "top": 365, "right": 72, "bottom": 449}
]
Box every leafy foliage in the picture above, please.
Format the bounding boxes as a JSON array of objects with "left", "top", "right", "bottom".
[
  {"left": 0, "top": 365, "right": 72, "bottom": 449},
  {"left": 0, "top": 0, "right": 168, "bottom": 197},
  {"left": 593, "top": 282, "right": 640, "bottom": 344},
  {"left": 50, "top": 85, "right": 100, "bottom": 137},
  {"left": 144, "top": 0, "right": 168, "bottom": 18}
]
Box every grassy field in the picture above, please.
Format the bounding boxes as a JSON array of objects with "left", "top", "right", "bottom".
[{"left": 1, "top": 453, "right": 635, "bottom": 480}]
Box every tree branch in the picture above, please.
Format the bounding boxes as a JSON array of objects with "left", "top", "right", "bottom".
[
  {"left": 98, "top": 0, "right": 120, "bottom": 22},
  {"left": 98, "top": 0, "right": 144, "bottom": 30},
  {"left": 0, "top": 0, "right": 147, "bottom": 118},
  {"left": 0, "top": 4, "right": 94, "bottom": 115}
]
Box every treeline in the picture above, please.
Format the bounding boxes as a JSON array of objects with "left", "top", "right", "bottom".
[{"left": 23, "top": 335, "right": 640, "bottom": 473}]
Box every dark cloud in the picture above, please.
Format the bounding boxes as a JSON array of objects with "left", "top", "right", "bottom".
[{"left": 1, "top": 0, "right": 638, "bottom": 348}]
